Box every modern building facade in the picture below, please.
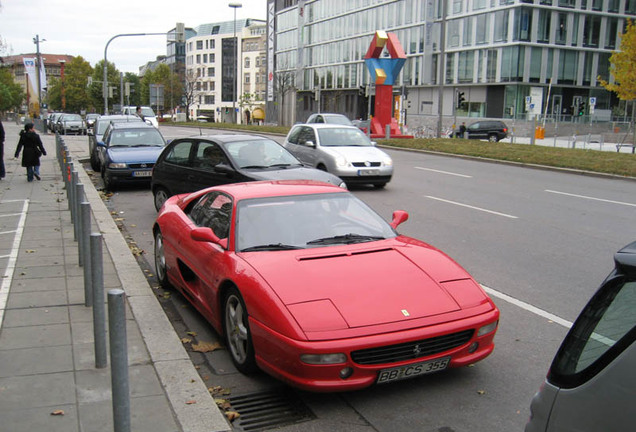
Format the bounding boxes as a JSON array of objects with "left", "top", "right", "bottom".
[
  {"left": 184, "top": 18, "right": 266, "bottom": 123},
  {"left": 266, "top": 0, "right": 636, "bottom": 127}
]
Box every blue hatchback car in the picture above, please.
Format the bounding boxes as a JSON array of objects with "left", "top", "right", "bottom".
[{"left": 97, "top": 122, "right": 166, "bottom": 190}]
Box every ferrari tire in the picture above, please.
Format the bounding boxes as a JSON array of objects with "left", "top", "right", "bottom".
[
  {"left": 224, "top": 287, "right": 257, "bottom": 374},
  {"left": 154, "top": 230, "right": 171, "bottom": 289}
]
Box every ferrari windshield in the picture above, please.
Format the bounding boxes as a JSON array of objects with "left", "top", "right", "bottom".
[{"left": 236, "top": 192, "right": 396, "bottom": 252}]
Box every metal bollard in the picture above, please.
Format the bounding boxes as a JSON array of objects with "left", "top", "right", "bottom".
[
  {"left": 108, "top": 289, "right": 131, "bottom": 432},
  {"left": 67, "top": 162, "right": 74, "bottom": 212},
  {"left": 74, "top": 182, "right": 84, "bottom": 244},
  {"left": 91, "top": 233, "right": 106, "bottom": 364},
  {"left": 385, "top": 124, "right": 391, "bottom": 139},
  {"left": 81, "top": 202, "right": 92, "bottom": 298}
]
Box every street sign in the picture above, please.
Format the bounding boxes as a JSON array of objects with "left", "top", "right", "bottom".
[{"left": 589, "top": 97, "right": 596, "bottom": 106}]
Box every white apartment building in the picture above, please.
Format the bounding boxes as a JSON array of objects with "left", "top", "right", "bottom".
[{"left": 186, "top": 18, "right": 266, "bottom": 123}]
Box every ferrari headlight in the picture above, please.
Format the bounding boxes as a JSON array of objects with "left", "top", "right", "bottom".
[
  {"left": 338, "top": 181, "right": 347, "bottom": 189},
  {"left": 108, "top": 162, "right": 127, "bottom": 169},
  {"left": 300, "top": 353, "right": 347, "bottom": 365},
  {"left": 477, "top": 321, "right": 498, "bottom": 337}
]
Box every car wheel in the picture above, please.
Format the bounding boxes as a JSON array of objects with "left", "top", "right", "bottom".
[
  {"left": 488, "top": 134, "right": 499, "bottom": 142},
  {"left": 373, "top": 183, "right": 386, "bottom": 189},
  {"left": 153, "top": 187, "right": 171, "bottom": 212},
  {"left": 224, "top": 287, "right": 257, "bottom": 374},
  {"left": 101, "top": 167, "right": 115, "bottom": 191},
  {"left": 154, "top": 230, "right": 171, "bottom": 289},
  {"left": 317, "top": 164, "right": 328, "bottom": 171},
  {"left": 90, "top": 151, "right": 100, "bottom": 172}
]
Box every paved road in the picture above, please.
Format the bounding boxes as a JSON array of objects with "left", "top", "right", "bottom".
[{"left": 72, "top": 125, "right": 635, "bottom": 432}]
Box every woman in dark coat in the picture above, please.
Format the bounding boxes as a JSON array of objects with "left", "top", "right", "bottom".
[{"left": 14, "top": 122, "right": 47, "bottom": 182}]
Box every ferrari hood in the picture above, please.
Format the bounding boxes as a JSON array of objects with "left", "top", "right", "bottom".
[{"left": 245, "top": 243, "right": 469, "bottom": 329}]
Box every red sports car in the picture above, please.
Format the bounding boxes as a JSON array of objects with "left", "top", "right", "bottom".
[{"left": 153, "top": 180, "right": 499, "bottom": 391}]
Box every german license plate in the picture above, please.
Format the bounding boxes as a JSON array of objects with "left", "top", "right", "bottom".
[
  {"left": 377, "top": 357, "right": 450, "bottom": 384},
  {"left": 357, "top": 169, "right": 379, "bottom": 176},
  {"left": 132, "top": 171, "right": 152, "bottom": 177}
]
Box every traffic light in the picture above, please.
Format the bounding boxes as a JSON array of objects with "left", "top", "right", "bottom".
[
  {"left": 457, "top": 91, "right": 465, "bottom": 109},
  {"left": 578, "top": 102, "right": 586, "bottom": 116}
]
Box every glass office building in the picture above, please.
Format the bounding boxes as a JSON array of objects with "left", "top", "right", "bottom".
[{"left": 266, "top": 0, "right": 635, "bottom": 126}]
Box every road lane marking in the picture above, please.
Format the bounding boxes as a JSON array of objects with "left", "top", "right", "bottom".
[
  {"left": 481, "top": 285, "right": 573, "bottom": 329},
  {"left": 0, "top": 200, "right": 30, "bottom": 328},
  {"left": 425, "top": 196, "right": 518, "bottom": 219},
  {"left": 546, "top": 189, "right": 636, "bottom": 207},
  {"left": 415, "top": 167, "right": 473, "bottom": 178}
]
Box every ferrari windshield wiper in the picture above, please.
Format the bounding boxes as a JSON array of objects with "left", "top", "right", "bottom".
[
  {"left": 306, "top": 233, "right": 385, "bottom": 245},
  {"left": 241, "top": 243, "right": 303, "bottom": 252}
]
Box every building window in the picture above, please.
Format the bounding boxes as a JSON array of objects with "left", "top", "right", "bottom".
[
  {"left": 458, "top": 51, "right": 474, "bottom": 83},
  {"left": 514, "top": 7, "right": 532, "bottom": 42},
  {"left": 210, "top": 39, "right": 215, "bottom": 48},
  {"left": 244, "top": 73, "right": 250, "bottom": 84},
  {"left": 205, "top": 95, "right": 215, "bottom": 104},
  {"left": 558, "top": 0, "right": 575, "bottom": 7},
  {"left": 501, "top": 46, "right": 523, "bottom": 82},
  {"left": 196, "top": 54, "right": 201, "bottom": 64},
  {"left": 537, "top": 9, "right": 551, "bottom": 43},
  {"left": 583, "top": 15, "right": 601, "bottom": 47},
  {"left": 556, "top": 13, "right": 567, "bottom": 45},
  {"left": 196, "top": 40, "right": 203, "bottom": 50},
  {"left": 448, "top": 20, "right": 460, "bottom": 47},
  {"left": 245, "top": 58, "right": 250, "bottom": 68},
  {"left": 210, "top": 53, "right": 215, "bottom": 63},
  {"left": 203, "top": 54, "right": 208, "bottom": 63},
  {"left": 605, "top": 18, "right": 618, "bottom": 49},
  {"left": 202, "top": 82, "right": 208, "bottom": 91},
  {"left": 486, "top": 49, "right": 497, "bottom": 82},
  {"left": 208, "top": 67, "right": 215, "bottom": 77},
  {"left": 463, "top": 17, "right": 473, "bottom": 46},
  {"left": 529, "top": 47, "right": 542, "bottom": 83},
  {"left": 494, "top": 10, "right": 509, "bottom": 42},
  {"left": 558, "top": 50, "right": 578, "bottom": 85},
  {"left": 476, "top": 14, "right": 489, "bottom": 44}
]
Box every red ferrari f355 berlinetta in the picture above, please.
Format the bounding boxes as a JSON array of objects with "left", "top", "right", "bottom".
[{"left": 153, "top": 180, "right": 499, "bottom": 391}]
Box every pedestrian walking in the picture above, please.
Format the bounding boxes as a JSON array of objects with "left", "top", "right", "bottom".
[
  {"left": 0, "top": 119, "right": 5, "bottom": 179},
  {"left": 458, "top": 122, "right": 467, "bottom": 139},
  {"left": 14, "top": 122, "right": 46, "bottom": 182}
]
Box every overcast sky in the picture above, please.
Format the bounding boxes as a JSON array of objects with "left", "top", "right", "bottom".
[{"left": 0, "top": 0, "right": 267, "bottom": 73}]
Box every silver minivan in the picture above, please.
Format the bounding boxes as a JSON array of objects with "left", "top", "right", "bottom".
[{"left": 526, "top": 241, "right": 636, "bottom": 432}]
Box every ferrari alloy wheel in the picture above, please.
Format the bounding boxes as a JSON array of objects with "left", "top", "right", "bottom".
[
  {"left": 224, "top": 287, "right": 257, "bottom": 373},
  {"left": 154, "top": 230, "right": 171, "bottom": 289},
  {"left": 153, "top": 187, "right": 171, "bottom": 212}
]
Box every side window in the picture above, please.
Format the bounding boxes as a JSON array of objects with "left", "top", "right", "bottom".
[
  {"left": 468, "top": 122, "right": 480, "bottom": 130},
  {"left": 550, "top": 278, "right": 636, "bottom": 388},
  {"left": 195, "top": 142, "right": 228, "bottom": 170},
  {"left": 164, "top": 141, "right": 194, "bottom": 167},
  {"left": 299, "top": 127, "right": 316, "bottom": 144},
  {"left": 188, "top": 192, "right": 233, "bottom": 240},
  {"left": 287, "top": 127, "right": 302, "bottom": 144}
]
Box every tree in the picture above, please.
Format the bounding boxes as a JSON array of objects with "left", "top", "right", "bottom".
[
  {"left": 599, "top": 19, "right": 636, "bottom": 100},
  {"left": 182, "top": 69, "right": 202, "bottom": 122},
  {"left": 274, "top": 69, "right": 296, "bottom": 126},
  {"left": 123, "top": 72, "right": 141, "bottom": 107},
  {"left": 238, "top": 92, "right": 259, "bottom": 123},
  {"left": 89, "top": 60, "right": 121, "bottom": 114},
  {"left": 46, "top": 56, "right": 93, "bottom": 113},
  {"left": 141, "top": 64, "right": 182, "bottom": 115},
  {"left": 0, "top": 67, "right": 24, "bottom": 112}
]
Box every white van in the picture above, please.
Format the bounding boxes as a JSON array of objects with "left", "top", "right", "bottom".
[
  {"left": 121, "top": 106, "right": 158, "bottom": 128},
  {"left": 526, "top": 241, "right": 636, "bottom": 431}
]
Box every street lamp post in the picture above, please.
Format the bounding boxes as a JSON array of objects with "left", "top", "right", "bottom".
[
  {"left": 33, "top": 34, "right": 46, "bottom": 117},
  {"left": 229, "top": 2, "right": 242, "bottom": 123},
  {"left": 60, "top": 60, "right": 66, "bottom": 111},
  {"left": 103, "top": 32, "right": 166, "bottom": 114}
]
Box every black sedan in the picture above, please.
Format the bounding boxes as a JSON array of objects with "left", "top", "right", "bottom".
[{"left": 150, "top": 134, "right": 347, "bottom": 211}]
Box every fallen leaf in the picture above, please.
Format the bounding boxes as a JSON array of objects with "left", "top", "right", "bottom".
[
  {"left": 185, "top": 400, "right": 197, "bottom": 405},
  {"left": 50, "top": 410, "right": 65, "bottom": 416},
  {"left": 186, "top": 331, "right": 197, "bottom": 337},
  {"left": 181, "top": 337, "right": 192, "bottom": 344},
  {"left": 477, "top": 390, "right": 486, "bottom": 395},
  {"left": 215, "top": 398, "right": 232, "bottom": 410},
  {"left": 25, "top": 250, "right": 36, "bottom": 253},
  {"left": 225, "top": 411, "right": 240, "bottom": 422},
  {"left": 191, "top": 341, "right": 222, "bottom": 353}
]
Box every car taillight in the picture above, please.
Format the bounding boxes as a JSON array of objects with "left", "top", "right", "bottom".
[{"left": 503, "top": 128, "right": 507, "bottom": 132}]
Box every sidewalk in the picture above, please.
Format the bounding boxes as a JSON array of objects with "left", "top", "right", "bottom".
[{"left": 0, "top": 122, "right": 230, "bottom": 432}]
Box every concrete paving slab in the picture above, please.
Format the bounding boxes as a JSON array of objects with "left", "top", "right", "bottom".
[
  {"left": 2, "top": 305, "right": 69, "bottom": 327},
  {"left": 0, "top": 323, "right": 71, "bottom": 349},
  {"left": 0, "top": 372, "right": 77, "bottom": 410},
  {"left": 7, "top": 290, "right": 68, "bottom": 308},
  {"left": 0, "top": 404, "right": 80, "bottom": 432},
  {"left": 0, "top": 345, "right": 73, "bottom": 377}
]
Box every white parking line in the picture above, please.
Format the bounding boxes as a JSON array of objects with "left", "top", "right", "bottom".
[
  {"left": 0, "top": 200, "right": 30, "bottom": 328},
  {"left": 481, "top": 284, "right": 573, "bottom": 329},
  {"left": 414, "top": 167, "right": 473, "bottom": 178},
  {"left": 546, "top": 189, "right": 636, "bottom": 207},
  {"left": 425, "top": 196, "right": 518, "bottom": 219}
]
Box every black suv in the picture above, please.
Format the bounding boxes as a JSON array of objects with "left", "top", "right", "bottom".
[{"left": 465, "top": 120, "right": 508, "bottom": 142}]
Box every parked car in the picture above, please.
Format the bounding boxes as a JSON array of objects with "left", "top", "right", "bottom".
[
  {"left": 85, "top": 113, "right": 100, "bottom": 131},
  {"left": 97, "top": 122, "right": 166, "bottom": 190},
  {"left": 56, "top": 113, "right": 86, "bottom": 135},
  {"left": 306, "top": 113, "right": 354, "bottom": 125},
  {"left": 465, "top": 120, "right": 508, "bottom": 142},
  {"left": 151, "top": 134, "right": 346, "bottom": 211},
  {"left": 352, "top": 119, "right": 370, "bottom": 134},
  {"left": 526, "top": 241, "right": 636, "bottom": 432},
  {"left": 121, "top": 105, "right": 158, "bottom": 128},
  {"left": 88, "top": 115, "right": 143, "bottom": 171},
  {"left": 153, "top": 180, "right": 500, "bottom": 391},
  {"left": 283, "top": 124, "right": 393, "bottom": 188},
  {"left": 47, "top": 112, "right": 61, "bottom": 132}
]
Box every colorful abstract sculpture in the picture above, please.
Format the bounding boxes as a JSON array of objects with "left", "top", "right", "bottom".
[{"left": 364, "top": 31, "right": 410, "bottom": 138}]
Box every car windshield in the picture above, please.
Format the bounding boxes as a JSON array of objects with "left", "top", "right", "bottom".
[
  {"left": 317, "top": 128, "right": 373, "bottom": 147},
  {"left": 324, "top": 115, "right": 353, "bottom": 125},
  {"left": 236, "top": 192, "right": 396, "bottom": 252},
  {"left": 140, "top": 107, "right": 156, "bottom": 117},
  {"left": 225, "top": 139, "right": 301, "bottom": 169},
  {"left": 64, "top": 114, "right": 82, "bottom": 121},
  {"left": 109, "top": 129, "right": 165, "bottom": 147}
]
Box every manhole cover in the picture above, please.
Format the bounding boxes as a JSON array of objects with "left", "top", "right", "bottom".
[{"left": 229, "top": 388, "right": 315, "bottom": 431}]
